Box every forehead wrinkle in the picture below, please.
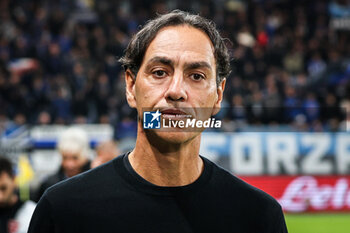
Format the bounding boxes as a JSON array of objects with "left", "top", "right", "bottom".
[
  {"left": 156, "top": 25, "right": 215, "bottom": 51},
  {"left": 142, "top": 26, "right": 216, "bottom": 74}
]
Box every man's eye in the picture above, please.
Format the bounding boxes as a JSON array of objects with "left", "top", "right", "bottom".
[
  {"left": 190, "top": 73, "right": 205, "bottom": 81},
  {"left": 152, "top": 70, "right": 167, "bottom": 78}
]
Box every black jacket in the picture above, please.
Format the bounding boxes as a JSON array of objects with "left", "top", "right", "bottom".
[
  {"left": 29, "top": 154, "right": 288, "bottom": 233},
  {"left": 33, "top": 160, "right": 91, "bottom": 202}
]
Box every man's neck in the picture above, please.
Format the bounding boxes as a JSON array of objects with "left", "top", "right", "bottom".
[{"left": 129, "top": 126, "right": 203, "bottom": 187}]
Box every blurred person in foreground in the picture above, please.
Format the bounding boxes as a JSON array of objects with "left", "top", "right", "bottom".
[
  {"left": 29, "top": 10, "right": 288, "bottom": 233},
  {"left": 0, "top": 156, "right": 35, "bottom": 233},
  {"left": 33, "top": 127, "right": 91, "bottom": 202},
  {"left": 90, "top": 140, "right": 120, "bottom": 169}
]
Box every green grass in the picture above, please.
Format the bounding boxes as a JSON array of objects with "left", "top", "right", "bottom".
[{"left": 285, "top": 213, "right": 350, "bottom": 233}]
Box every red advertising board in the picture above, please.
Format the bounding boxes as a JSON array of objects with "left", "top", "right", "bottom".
[{"left": 239, "top": 176, "right": 350, "bottom": 212}]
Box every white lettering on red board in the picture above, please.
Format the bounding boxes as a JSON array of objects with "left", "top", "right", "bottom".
[{"left": 279, "top": 176, "right": 350, "bottom": 212}]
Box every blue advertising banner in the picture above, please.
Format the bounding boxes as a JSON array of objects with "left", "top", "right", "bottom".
[{"left": 200, "top": 132, "right": 350, "bottom": 175}]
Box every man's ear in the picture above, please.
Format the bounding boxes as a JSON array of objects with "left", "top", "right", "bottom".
[
  {"left": 212, "top": 78, "right": 226, "bottom": 115},
  {"left": 125, "top": 69, "right": 137, "bottom": 108}
]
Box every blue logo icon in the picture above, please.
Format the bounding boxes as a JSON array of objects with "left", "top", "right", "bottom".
[{"left": 143, "top": 110, "right": 161, "bottom": 129}]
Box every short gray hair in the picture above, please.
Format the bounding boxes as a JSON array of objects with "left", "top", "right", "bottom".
[{"left": 57, "top": 127, "right": 90, "bottom": 157}]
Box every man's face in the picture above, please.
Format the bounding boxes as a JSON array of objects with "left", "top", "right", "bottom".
[
  {"left": 125, "top": 25, "right": 225, "bottom": 143},
  {"left": 0, "top": 172, "right": 16, "bottom": 207},
  {"left": 61, "top": 151, "right": 85, "bottom": 177}
]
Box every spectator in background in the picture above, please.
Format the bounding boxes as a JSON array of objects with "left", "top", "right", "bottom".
[
  {"left": 90, "top": 140, "right": 120, "bottom": 169},
  {"left": 0, "top": 156, "right": 36, "bottom": 233},
  {"left": 283, "top": 86, "right": 301, "bottom": 123},
  {"left": 303, "top": 92, "right": 320, "bottom": 123},
  {"left": 36, "top": 111, "right": 51, "bottom": 125},
  {"left": 33, "top": 127, "right": 91, "bottom": 202},
  {"left": 230, "top": 94, "right": 247, "bottom": 129},
  {"left": 3, "top": 113, "right": 27, "bottom": 137}
]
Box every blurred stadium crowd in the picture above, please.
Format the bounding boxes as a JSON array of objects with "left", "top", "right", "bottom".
[{"left": 0, "top": 0, "right": 349, "bottom": 138}]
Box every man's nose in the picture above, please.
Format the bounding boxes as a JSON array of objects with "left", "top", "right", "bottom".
[{"left": 164, "top": 73, "right": 187, "bottom": 102}]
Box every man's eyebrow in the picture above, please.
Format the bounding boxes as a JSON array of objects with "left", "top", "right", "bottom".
[
  {"left": 146, "top": 56, "right": 174, "bottom": 67},
  {"left": 184, "top": 61, "right": 212, "bottom": 71},
  {"left": 145, "top": 57, "right": 212, "bottom": 72}
]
